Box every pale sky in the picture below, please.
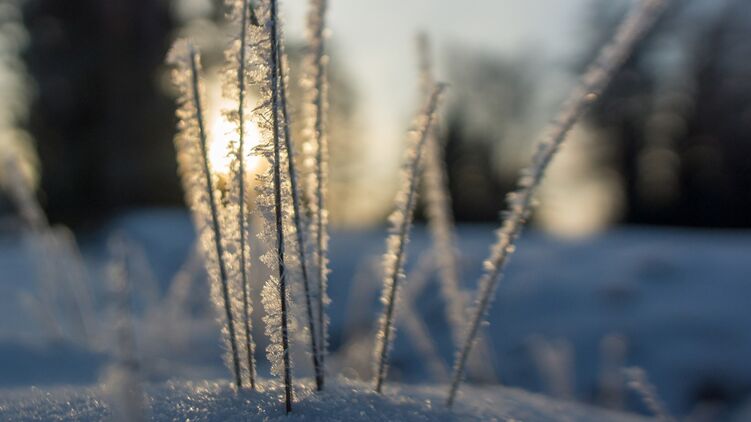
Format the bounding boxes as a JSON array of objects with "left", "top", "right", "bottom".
[{"left": 282, "top": 0, "right": 592, "bottom": 185}]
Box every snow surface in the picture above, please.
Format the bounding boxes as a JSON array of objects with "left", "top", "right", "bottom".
[
  {"left": 0, "top": 378, "right": 649, "bottom": 421},
  {"left": 2, "top": 209, "right": 751, "bottom": 419}
]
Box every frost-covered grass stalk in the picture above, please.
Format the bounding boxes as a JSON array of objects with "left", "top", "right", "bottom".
[
  {"left": 275, "top": 8, "right": 324, "bottom": 391},
  {"left": 0, "top": 154, "right": 47, "bottom": 231},
  {"left": 167, "top": 40, "right": 243, "bottom": 389},
  {"left": 2, "top": 139, "right": 96, "bottom": 350},
  {"left": 2, "top": 153, "right": 94, "bottom": 346},
  {"left": 0, "top": 4, "right": 42, "bottom": 231},
  {"left": 373, "top": 84, "right": 446, "bottom": 393},
  {"left": 268, "top": 11, "right": 294, "bottom": 415},
  {"left": 623, "top": 367, "right": 674, "bottom": 421},
  {"left": 527, "top": 336, "right": 575, "bottom": 400},
  {"left": 249, "top": 0, "right": 295, "bottom": 412},
  {"left": 400, "top": 253, "right": 449, "bottom": 381},
  {"left": 302, "top": 0, "right": 331, "bottom": 389},
  {"left": 0, "top": 11, "right": 97, "bottom": 348},
  {"left": 599, "top": 334, "right": 627, "bottom": 409},
  {"left": 416, "top": 33, "right": 467, "bottom": 351},
  {"left": 222, "top": 0, "right": 258, "bottom": 390},
  {"left": 446, "top": 0, "right": 669, "bottom": 407},
  {"left": 105, "top": 238, "right": 146, "bottom": 422}
]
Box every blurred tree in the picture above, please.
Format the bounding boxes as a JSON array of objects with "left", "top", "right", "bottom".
[
  {"left": 434, "top": 49, "right": 540, "bottom": 222},
  {"left": 586, "top": 0, "right": 751, "bottom": 227},
  {"left": 21, "top": 0, "right": 179, "bottom": 227}
]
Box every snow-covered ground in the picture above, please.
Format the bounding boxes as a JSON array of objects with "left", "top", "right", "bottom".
[
  {"left": 0, "top": 378, "right": 649, "bottom": 421},
  {"left": 1, "top": 209, "right": 751, "bottom": 420}
]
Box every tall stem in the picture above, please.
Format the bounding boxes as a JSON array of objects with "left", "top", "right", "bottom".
[
  {"left": 310, "top": 0, "right": 329, "bottom": 382},
  {"left": 188, "top": 45, "right": 242, "bottom": 390},
  {"left": 446, "top": 0, "right": 669, "bottom": 407},
  {"left": 236, "top": 0, "right": 256, "bottom": 390},
  {"left": 276, "top": 3, "right": 324, "bottom": 390},
  {"left": 374, "top": 86, "right": 445, "bottom": 393},
  {"left": 268, "top": 0, "right": 293, "bottom": 412}
]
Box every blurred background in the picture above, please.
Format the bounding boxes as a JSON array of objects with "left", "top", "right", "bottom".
[
  {"left": 1, "top": 0, "right": 751, "bottom": 419},
  {"left": 1, "top": 0, "right": 749, "bottom": 233}
]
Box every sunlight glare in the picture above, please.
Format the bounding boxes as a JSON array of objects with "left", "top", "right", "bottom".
[{"left": 206, "top": 82, "right": 263, "bottom": 177}]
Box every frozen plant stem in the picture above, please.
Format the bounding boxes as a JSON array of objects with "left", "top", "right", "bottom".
[
  {"left": 107, "top": 238, "right": 145, "bottom": 422},
  {"left": 401, "top": 253, "right": 450, "bottom": 381},
  {"left": 186, "top": 45, "right": 243, "bottom": 390},
  {"left": 446, "top": 0, "right": 669, "bottom": 407},
  {"left": 373, "top": 85, "right": 446, "bottom": 393},
  {"left": 623, "top": 367, "right": 674, "bottom": 421},
  {"left": 416, "top": 33, "right": 467, "bottom": 352},
  {"left": 268, "top": 0, "right": 293, "bottom": 412},
  {"left": 305, "top": 0, "right": 330, "bottom": 389},
  {"left": 2, "top": 157, "right": 94, "bottom": 346},
  {"left": 232, "top": 0, "right": 256, "bottom": 390},
  {"left": 275, "top": 13, "right": 324, "bottom": 391},
  {"left": 1, "top": 156, "right": 48, "bottom": 231}
]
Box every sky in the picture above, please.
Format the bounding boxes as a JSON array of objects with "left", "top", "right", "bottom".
[{"left": 282, "top": 0, "right": 592, "bottom": 185}]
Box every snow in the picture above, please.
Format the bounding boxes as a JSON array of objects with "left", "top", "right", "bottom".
[
  {"left": 332, "top": 224, "right": 751, "bottom": 418},
  {"left": 0, "top": 378, "right": 648, "bottom": 421},
  {"left": 1, "top": 209, "right": 751, "bottom": 419}
]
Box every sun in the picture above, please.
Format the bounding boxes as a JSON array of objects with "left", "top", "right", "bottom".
[{"left": 206, "top": 80, "right": 263, "bottom": 177}]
